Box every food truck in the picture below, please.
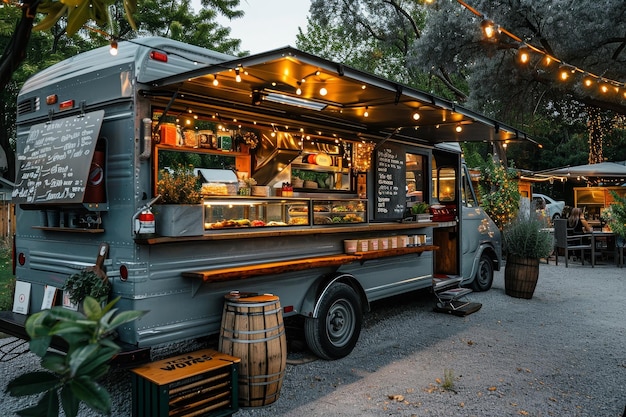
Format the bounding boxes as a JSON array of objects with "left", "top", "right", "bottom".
[{"left": 1, "top": 37, "right": 531, "bottom": 362}]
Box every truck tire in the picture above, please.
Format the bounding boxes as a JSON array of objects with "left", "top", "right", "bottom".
[
  {"left": 304, "top": 282, "right": 362, "bottom": 360},
  {"left": 471, "top": 253, "right": 493, "bottom": 291}
]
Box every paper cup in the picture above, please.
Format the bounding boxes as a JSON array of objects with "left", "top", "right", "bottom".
[
  {"left": 389, "top": 236, "right": 398, "bottom": 249},
  {"left": 369, "top": 239, "right": 379, "bottom": 251},
  {"left": 399, "top": 235, "right": 409, "bottom": 248},
  {"left": 344, "top": 240, "right": 358, "bottom": 254},
  {"left": 379, "top": 238, "right": 389, "bottom": 250},
  {"left": 358, "top": 240, "right": 369, "bottom": 252}
]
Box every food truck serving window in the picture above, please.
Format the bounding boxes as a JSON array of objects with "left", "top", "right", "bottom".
[{"left": 12, "top": 110, "right": 105, "bottom": 204}]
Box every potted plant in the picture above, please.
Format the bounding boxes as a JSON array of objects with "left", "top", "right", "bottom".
[
  {"left": 7, "top": 297, "right": 145, "bottom": 417},
  {"left": 155, "top": 164, "right": 204, "bottom": 237},
  {"left": 410, "top": 202, "right": 431, "bottom": 221},
  {"left": 63, "top": 269, "right": 111, "bottom": 308},
  {"left": 503, "top": 213, "right": 553, "bottom": 299}
]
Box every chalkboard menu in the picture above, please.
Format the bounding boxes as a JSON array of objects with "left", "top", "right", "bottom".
[
  {"left": 374, "top": 143, "right": 406, "bottom": 220},
  {"left": 13, "top": 110, "right": 105, "bottom": 204}
]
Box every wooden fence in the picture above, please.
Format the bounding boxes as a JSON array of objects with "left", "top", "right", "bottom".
[{"left": 0, "top": 202, "right": 15, "bottom": 239}]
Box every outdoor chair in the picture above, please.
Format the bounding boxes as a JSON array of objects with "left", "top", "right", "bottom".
[{"left": 553, "top": 219, "right": 594, "bottom": 267}]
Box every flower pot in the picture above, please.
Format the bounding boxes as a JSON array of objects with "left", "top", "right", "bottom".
[
  {"left": 155, "top": 204, "right": 204, "bottom": 237},
  {"left": 504, "top": 255, "right": 539, "bottom": 299},
  {"left": 239, "top": 143, "right": 250, "bottom": 153}
]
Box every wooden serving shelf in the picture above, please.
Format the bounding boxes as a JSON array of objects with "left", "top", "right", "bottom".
[{"left": 182, "top": 245, "right": 438, "bottom": 283}]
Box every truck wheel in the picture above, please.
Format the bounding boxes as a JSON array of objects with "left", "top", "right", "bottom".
[
  {"left": 304, "top": 282, "right": 362, "bottom": 360},
  {"left": 471, "top": 253, "right": 493, "bottom": 291}
]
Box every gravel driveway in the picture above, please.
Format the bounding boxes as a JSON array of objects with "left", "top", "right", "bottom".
[{"left": 1, "top": 260, "right": 625, "bottom": 416}]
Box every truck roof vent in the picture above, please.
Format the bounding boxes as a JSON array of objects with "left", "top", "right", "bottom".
[{"left": 17, "top": 97, "right": 40, "bottom": 116}]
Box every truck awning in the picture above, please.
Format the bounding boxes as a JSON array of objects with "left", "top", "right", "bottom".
[{"left": 148, "top": 46, "right": 537, "bottom": 147}]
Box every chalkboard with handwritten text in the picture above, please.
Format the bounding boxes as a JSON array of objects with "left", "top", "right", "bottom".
[
  {"left": 12, "top": 110, "right": 104, "bottom": 204},
  {"left": 374, "top": 143, "right": 406, "bottom": 220}
]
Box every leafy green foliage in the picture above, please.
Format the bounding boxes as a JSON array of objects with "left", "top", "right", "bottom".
[
  {"left": 503, "top": 214, "right": 553, "bottom": 259},
  {"left": 62, "top": 270, "right": 111, "bottom": 305},
  {"left": 604, "top": 191, "right": 626, "bottom": 239},
  {"left": 6, "top": 297, "right": 146, "bottom": 417},
  {"left": 411, "top": 202, "right": 430, "bottom": 214},
  {"left": 478, "top": 157, "right": 520, "bottom": 230},
  {"left": 157, "top": 164, "right": 202, "bottom": 204}
]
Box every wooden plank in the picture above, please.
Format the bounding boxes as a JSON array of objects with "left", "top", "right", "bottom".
[
  {"left": 182, "top": 246, "right": 439, "bottom": 282},
  {"left": 182, "top": 254, "right": 357, "bottom": 282}
]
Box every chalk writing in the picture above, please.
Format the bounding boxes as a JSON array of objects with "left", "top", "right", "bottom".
[{"left": 12, "top": 110, "right": 104, "bottom": 204}]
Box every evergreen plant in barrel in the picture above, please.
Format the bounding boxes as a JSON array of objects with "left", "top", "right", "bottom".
[{"left": 503, "top": 213, "right": 553, "bottom": 299}]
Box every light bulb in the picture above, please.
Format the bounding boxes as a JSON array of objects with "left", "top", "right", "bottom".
[
  {"left": 412, "top": 112, "right": 420, "bottom": 121},
  {"left": 364, "top": 107, "right": 369, "bottom": 118},
  {"left": 213, "top": 75, "right": 219, "bottom": 86},
  {"left": 109, "top": 40, "right": 118, "bottom": 56},
  {"left": 319, "top": 86, "right": 328, "bottom": 96},
  {"left": 235, "top": 68, "right": 241, "bottom": 82}
]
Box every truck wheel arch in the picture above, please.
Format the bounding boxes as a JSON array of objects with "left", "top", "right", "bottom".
[
  {"left": 300, "top": 272, "right": 369, "bottom": 319},
  {"left": 470, "top": 245, "right": 498, "bottom": 291}
]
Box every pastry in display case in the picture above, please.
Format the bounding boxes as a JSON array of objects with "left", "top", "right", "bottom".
[
  {"left": 312, "top": 199, "right": 367, "bottom": 225},
  {"left": 204, "top": 198, "right": 310, "bottom": 229}
]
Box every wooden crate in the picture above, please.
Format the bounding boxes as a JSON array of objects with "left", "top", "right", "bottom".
[{"left": 131, "top": 349, "right": 240, "bottom": 417}]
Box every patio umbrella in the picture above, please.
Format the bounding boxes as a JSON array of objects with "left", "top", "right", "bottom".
[{"left": 538, "top": 162, "right": 626, "bottom": 178}]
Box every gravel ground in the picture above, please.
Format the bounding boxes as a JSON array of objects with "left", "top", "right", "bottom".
[{"left": 1, "top": 260, "right": 625, "bottom": 417}]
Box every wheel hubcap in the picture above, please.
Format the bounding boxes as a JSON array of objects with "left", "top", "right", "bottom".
[{"left": 326, "top": 299, "right": 354, "bottom": 347}]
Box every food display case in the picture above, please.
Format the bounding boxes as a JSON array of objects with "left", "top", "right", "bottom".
[
  {"left": 202, "top": 198, "right": 368, "bottom": 230},
  {"left": 204, "top": 197, "right": 310, "bottom": 229},
  {"left": 312, "top": 199, "right": 367, "bottom": 225}
]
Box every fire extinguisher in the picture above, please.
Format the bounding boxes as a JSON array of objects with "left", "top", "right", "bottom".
[
  {"left": 136, "top": 209, "right": 155, "bottom": 235},
  {"left": 133, "top": 195, "right": 161, "bottom": 237}
]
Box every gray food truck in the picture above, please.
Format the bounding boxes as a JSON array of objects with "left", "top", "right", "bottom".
[{"left": 1, "top": 37, "right": 530, "bottom": 362}]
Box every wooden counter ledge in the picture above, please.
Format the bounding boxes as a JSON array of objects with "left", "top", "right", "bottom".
[{"left": 182, "top": 245, "right": 439, "bottom": 283}]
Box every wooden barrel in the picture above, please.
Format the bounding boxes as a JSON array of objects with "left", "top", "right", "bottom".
[
  {"left": 218, "top": 293, "right": 287, "bottom": 407},
  {"left": 504, "top": 255, "right": 540, "bottom": 299}
]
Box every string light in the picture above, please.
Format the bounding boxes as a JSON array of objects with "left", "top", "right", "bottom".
[
  {"left": 109, "top": 40, "right": 118, "bottom": 56},
  {"left": 455, "top": 0, "right": 625, "bottom": 100}
]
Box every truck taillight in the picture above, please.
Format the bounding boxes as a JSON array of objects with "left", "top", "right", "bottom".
[
  {"left": 18, "top": 252, "right": 26, "bottom": 266},
  {"left": 120, "top": 264, "right": 128, "bottom": 281},
  {"left": 59, "top": 99, "right": 74, "bottom": 110},
  {"left": 149, "top": 51, "right": 168, "bottom": 62}
]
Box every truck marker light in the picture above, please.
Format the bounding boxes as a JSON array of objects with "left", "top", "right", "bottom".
[
  {"left": 18, "top": 252, "right": 26, "bottom": 266},
  {"left": 59, "top": 99, "right": 74, "bottom": 110},
  {"left": 46, "top": 94, "right": 58, "bottom": 105},
  {"left": 149, "top": 51, "right": 168, "bottom": 63},
  {"left": 120, "top": 265, "right": 128, "bottom": 281},
  {"left": 283, "top": 305, "right": 294, "bottom": 313}
]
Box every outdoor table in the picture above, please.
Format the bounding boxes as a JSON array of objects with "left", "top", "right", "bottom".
[{"left": 591, "top": 231, "right": 623, "bottom": 267}]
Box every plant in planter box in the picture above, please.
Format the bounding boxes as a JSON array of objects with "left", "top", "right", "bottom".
[
  {"left": 503, "top": 213, "right": 553, "bottom": 299},
  {"left": 155, "top": 164, "right": 204, "bottom": 237},
  {"left": 157, "top": 164, "right": 202, "bottom": 205},
  {"left": 6, "top": 296, "right": 146, "bottom": 417}
]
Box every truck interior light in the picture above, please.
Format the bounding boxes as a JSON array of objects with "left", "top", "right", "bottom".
[
  {"left": 412, "top": 112, "right": 420, "bottom": 121},
  {"left": 319, "top": 86, "right": 328, "bottom": 96},
  {"left": 264, "top": 93, "right": 326, "bottom": 111}
]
